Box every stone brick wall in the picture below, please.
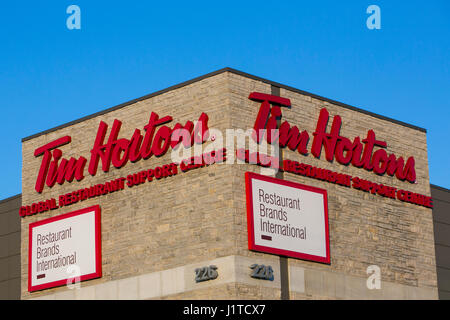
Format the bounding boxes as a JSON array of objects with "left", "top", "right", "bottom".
[
  {"left": 21, "top": 72, "right": 238, "bottom": 299},
  {"left": 278, "top": 86, "right": 436, "bottom": 291},
  {"left": 20, "top": 70, "right": 438, "bottom": 299},
  {"left": 226, "top": 74, "right": 437, "bottom": 299}
]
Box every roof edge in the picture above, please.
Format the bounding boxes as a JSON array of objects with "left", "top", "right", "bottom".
[
  {"left": 0, "top": 193, "right": 21, "bottom": 205},
  {"left": 22, "top": 67, "right": 426, "bottom": 142},
  {"left": 431, "top": 184, "right": 450, "bottom": 193}
]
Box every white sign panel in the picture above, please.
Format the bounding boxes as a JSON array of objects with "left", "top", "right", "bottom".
[
  {"left": 28, "top": 205, "right": 101, "bottom": 292},
  {"left": 245, "top": 172, "right": 330, "bottom": 263}
]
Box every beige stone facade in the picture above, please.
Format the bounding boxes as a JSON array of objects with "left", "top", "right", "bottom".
[{"left": 20, "top": 69, "right": 438, "bottom": 299}]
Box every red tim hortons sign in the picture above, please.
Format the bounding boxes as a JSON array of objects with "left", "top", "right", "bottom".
[
  {"left": 33, "top": 111, "right": 210, "bottom": 193},
  {"left": 249, "top": 92, "right": 417, "bottom": 183},
  {"left": 21, "top": 91, "right": 430, "bottom": 217}
]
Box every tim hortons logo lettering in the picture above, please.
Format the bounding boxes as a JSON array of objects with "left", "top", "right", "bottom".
[
  {"left": 32, "top": 92, "right": 416, "bottom": 193},
  {"left": 33, "top": 112, "right": 209, "bottom": 193},
  {"left": 249, "top": 92, "right": 416, "bottom": 183}
]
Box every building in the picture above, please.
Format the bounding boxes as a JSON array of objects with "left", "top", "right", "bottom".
[
  {"left": 0, "top": 195, "right": 21, "bottom": 299},
  {"left": 1, "top": 68, "right": 449, "bottom": 299}
]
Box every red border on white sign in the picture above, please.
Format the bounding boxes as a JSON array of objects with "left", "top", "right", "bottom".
[
  {"left": 245, "top": 172, "right": 330, "bottom": 264},
  {"left": 28, "top": 205, "right": 102, "bottom": 292}
]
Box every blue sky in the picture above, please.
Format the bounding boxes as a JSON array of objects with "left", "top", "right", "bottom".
[{"left": 0, "top": 1, "right": 449, "bottom": 199}]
